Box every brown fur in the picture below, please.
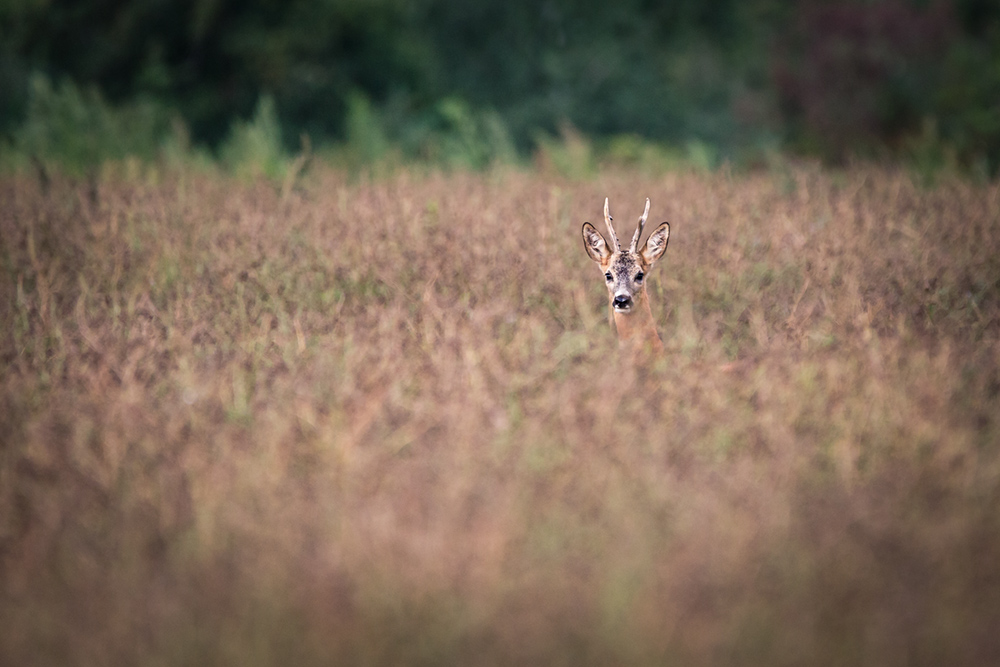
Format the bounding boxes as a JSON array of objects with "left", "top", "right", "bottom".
[{"left": 613, "top": 288, "right": 665, "bottom": 357}]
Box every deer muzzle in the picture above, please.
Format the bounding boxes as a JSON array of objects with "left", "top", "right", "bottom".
[{"left": 612, "top": 294, "right": 633, "bottom": 312}]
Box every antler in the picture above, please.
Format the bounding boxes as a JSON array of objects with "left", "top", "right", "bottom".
[
  {"left": 604, "top": 198, "right": 621, "bottom": 252},
  {"left": 629, "top": 198, "right": 650, "bottom": 252}
]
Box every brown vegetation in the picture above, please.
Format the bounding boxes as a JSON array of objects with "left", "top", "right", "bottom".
[{"left": 2, "top": 164, "right": 999, "bottom": 665}]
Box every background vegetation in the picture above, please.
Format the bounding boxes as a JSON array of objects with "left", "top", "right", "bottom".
[
  {"left": 2, "top": 163, "right": 999, "bottom": 665},
  {"left": 2, "top": 1, "right": 999, "bottom": 663},
  {"left": 2, "top": 0, "right": 999, "bottom": 173}
]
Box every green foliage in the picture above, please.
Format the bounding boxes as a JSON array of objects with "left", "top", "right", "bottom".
[
  {"left": 343, "top": 92, "right": 390, "bottom": 165},
  {"left": 2, "top": 1, "right": 999, "bottom": 174},
  {"left": 933, "top": 34, "right": 1000, "bottom": 175},
  {"left": 337, "top": 93, "right": 518, "bottom": 171},
  {"left": 219, "top": 95, "right": 289, "bottom": 180},
  {"left": 419, "top": 98, "right": 518, "bottom": 170},
  {"left": 0, "top": 0, "right": 772, "bottom": 159},
  {"left": 603, "top": 134, "right": 719, "bottom": 173},
  {"left": 11, "top": 73, "right": 171, "bottom": 172}
]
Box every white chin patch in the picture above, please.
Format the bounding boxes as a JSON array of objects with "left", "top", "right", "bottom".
[{"left": 614, "top": 305, "right": 632, "bottom": 313}]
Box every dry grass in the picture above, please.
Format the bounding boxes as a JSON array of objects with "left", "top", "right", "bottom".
[{"left": 2, "top": 163, "right": 999, "bottom": 666}]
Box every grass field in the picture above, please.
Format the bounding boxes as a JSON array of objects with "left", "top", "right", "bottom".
[{"left": 2, "top": 163, "right": 999, "bottom": 665}]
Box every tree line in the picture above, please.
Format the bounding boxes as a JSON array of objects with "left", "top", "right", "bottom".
[{"left": 1, "top": 0, "right": 997, "bottom": 172}]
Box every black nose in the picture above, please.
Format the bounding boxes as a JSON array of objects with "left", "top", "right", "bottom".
[{"left": 613, "top": 295, "right": 632, "bottom": 309}]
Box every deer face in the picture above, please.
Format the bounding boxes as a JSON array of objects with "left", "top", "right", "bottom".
[
  {"left": 602, "top": 249, "right": 645, "bottom": 313},
  {"left": 582, "top": 198, "right": 670, "bottom": 314}
]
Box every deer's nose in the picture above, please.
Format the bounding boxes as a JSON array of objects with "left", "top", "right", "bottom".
[{"left": 613, "top": 295, "right": 632, "bottom": 310}]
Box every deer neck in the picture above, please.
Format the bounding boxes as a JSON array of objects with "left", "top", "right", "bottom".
[{"left": 612, "top": 289, "right": 664, "bottom": 356}]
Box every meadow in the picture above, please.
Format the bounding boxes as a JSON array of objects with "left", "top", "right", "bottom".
[{"left": 1, "top": 162, "right": 999, "bottom": 665}]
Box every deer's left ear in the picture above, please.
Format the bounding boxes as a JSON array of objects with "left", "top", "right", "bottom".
[{"left": 640, "top": 222, "right": 670, "bottom": 266}]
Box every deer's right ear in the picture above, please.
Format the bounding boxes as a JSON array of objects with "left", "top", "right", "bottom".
[{"left": 582, "top": 222, "right": 612, "bottom": 263}]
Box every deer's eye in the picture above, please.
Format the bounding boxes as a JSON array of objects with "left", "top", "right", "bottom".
[
  {"left": 635, "top": 272, "right": 644, "bottom": 283},
  {"left": 605, "top": 272, "right": 613, "bottom": 281}
]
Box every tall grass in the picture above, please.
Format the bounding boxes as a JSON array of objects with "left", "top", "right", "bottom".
[{"left": 1, "top": 164, "right": 999, "bottom": 665}]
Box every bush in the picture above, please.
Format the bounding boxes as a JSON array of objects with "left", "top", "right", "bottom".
[
  {"left": 12, "top": 73, "right": 171, "bottom": 173},
  {"left": 219, "top": 95, "right": 290, "bottom": 180},
  {"left": 418, "top": 98, "right": 518, "bottom": 170}
]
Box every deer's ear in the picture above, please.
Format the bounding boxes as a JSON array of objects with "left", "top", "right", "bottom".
[
  {"left": 640, "top": 222, "right": 670, "bottom": 266},
  {"left": 582, "top": 222, "right": 612, "bottom": 263}
]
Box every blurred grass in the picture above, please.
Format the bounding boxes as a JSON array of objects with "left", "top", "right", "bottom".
[{"left": 1, "top": 163, "right": 999, "bottom": 665}]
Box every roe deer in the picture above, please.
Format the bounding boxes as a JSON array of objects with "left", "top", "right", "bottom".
[{"left": 581, "top": 198, "right": 670, "bottom": 356}]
